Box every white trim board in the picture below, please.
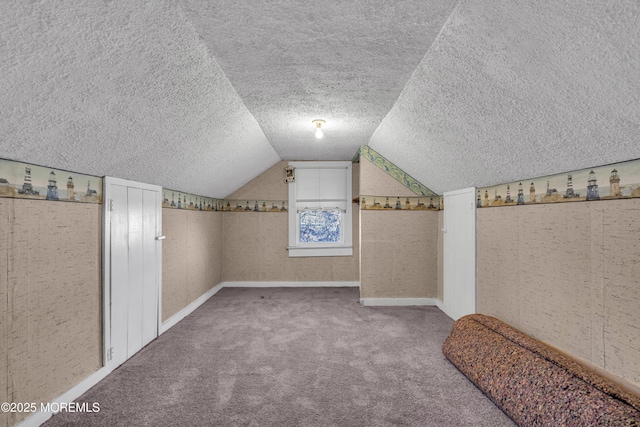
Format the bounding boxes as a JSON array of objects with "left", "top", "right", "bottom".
[
  {"left": 14, "top": 367, "right": 111, "bottom": 427},
  {"left": 159, "top": 283, "right": 224, "bottom": 334},
  {"left": 17, "top": 282, "right": 222, "bottom": 427},
  {"left": 222, "top": 281, "right": 360, "bottom": 288},
  {"left": 359, "top": 298, "right": 438, "bottom": 307}
]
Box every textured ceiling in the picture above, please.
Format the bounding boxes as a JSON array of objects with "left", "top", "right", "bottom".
[
  {"left": 1, "top": 1, "right": 639, "bottom": 197},
  {"left": 370, "top": 0, "right": 640, "bottom": 194},
  {"left": 1, "top": 1, "right": 280, "bottom": 198},
  {"left": 180, "top": 0, "right": 457, "bottom": 161}
]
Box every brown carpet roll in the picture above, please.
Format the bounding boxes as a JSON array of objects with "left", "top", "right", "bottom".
[{"left": 443, "top": 314, "right": 640, "bottom": 427}]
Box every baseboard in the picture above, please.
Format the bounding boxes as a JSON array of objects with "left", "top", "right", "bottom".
[
  {"left": 359, "top": 298, "right": 438, "bottom": 306},
  {"left": 14, "top": 366, "right": 111, "bottom": 427},
  {"left": 15, "top": 285, "right": 222, "bottom": 427},
  {"left": 221, "top": 281, "right": 360, "bottom": 288},
  {"left": 160, "top": 283, "right": 224, "bottom": 334},
  {"left": 435, "top": 299, "right": 444, "bottom": 310}
]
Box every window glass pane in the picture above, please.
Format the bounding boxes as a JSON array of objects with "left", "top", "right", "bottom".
[{"left": 299, "top": 210, "right": 341, "bottom": 243}]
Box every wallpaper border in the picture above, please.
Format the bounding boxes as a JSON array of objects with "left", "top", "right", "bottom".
[
  {"left": 0, "top": 158, "right": 102, "bottom": 204},
  {"left": 162, "top": 189, "right": 289, "bottom": 212},
  {"left": 359, "top": 195, "right": 441, "bottom": 211},
  {"left": 477, "top": 158, "right": 640, "bottom": 208},
  {"left": 355, "top": 146, "right": 438, "bottom": 197}
]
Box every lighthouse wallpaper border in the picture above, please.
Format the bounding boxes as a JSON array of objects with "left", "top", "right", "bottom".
[
  {"left": 477, "top": 158, "right": 640, "bottom": 208},
  {"left": 360, "top": 195, "right": 442, "bottom": 211},
  {"left": 0, "top": 158, "right": 102, "bottom": 204},
  {"left": 162, "top": 188, "right": 290, "bottom": 213}
]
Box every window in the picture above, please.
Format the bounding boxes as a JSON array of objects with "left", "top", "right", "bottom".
[{"left": 288, "top": 161, "right": 353, "bottom": 257}]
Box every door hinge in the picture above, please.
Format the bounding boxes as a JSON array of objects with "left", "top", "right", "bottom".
[
  {"left": 107, "top": 347, "right": 113, "bottom": 361},
  {"left": 108, "top": 199, "right": 114, "bottom": 212}
]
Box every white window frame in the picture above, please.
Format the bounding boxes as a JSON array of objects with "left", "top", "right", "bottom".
[{"left": 288, "top": 161, "right": 353, "bottom": 257}]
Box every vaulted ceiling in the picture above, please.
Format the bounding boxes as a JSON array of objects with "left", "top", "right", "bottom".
[{"left": 2, "top": 1, "right": 639, "bottom": 198}]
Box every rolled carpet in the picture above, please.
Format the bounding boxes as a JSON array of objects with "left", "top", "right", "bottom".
[{"left": 443, "top": 314, "right": 640, "bottom": 426}]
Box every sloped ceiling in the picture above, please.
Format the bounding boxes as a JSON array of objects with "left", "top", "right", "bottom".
[
  {"left": 1, "top": 1, "right": 639, "bottom": 197},
  {"left": 1, "top": 2, "right": 279, "bottom": 198},
  {"left": 179, "top": 0, "right": 457, "bottom": 161},
  {"left": 371, "top": 1, "right": 640, "bottom": 194}
]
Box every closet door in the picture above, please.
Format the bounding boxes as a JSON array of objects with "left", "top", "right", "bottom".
[
  {"left": 442, "top": 187, "right": 476, "bottom": 320},
  {"left": 104, "top": 177, "right": 163, "bottom": 367}
]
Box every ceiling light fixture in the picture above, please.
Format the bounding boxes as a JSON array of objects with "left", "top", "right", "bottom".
[{"left": 312, "top": 119, "right": 326, "bottom": 139}]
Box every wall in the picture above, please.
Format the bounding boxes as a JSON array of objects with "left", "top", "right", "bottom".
[
  {"left": 359, "top": 154, "right": 422, "bottom": 196},
  {"left": 360, "top": 210, "right": 438, "bottom": 298},
  {"left": 162, "top": 209, "right": 222, "bottom": 321},
  {"left": 359, "top": 158, "right": 439, "bottom": 299},
  {"left": 477, "top": 199, "right": 640, "bottom": 388},
  {"left": 222, "top": 161, "right": 359, "bottom": 283},
  {"left": 437, "top": 210, "right": 444, "bottom": 301},
  {"left": 0, "top": 199, "right": 101, "bottom": 427}
]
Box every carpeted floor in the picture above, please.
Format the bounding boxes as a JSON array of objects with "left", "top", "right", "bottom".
[{"left": 44, "top": 287, "right": 515, "bottom": 426}]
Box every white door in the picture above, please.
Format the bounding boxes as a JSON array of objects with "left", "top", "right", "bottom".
[
  {"left": 442, "top": 187, "right": 476, "bottom": 320},
  {"left": 103, "top": 177, "right": 163, "bottom": 367}
]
